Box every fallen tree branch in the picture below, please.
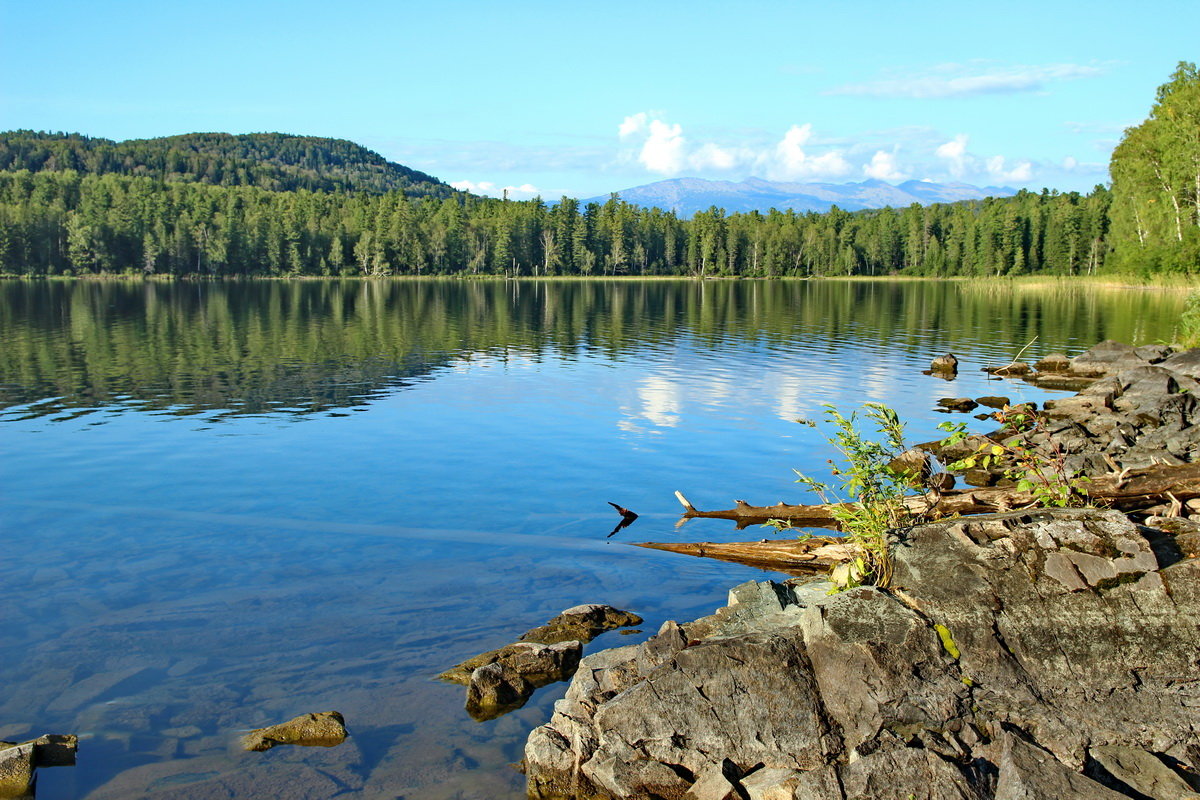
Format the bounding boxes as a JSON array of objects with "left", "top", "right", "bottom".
[
  {"left": 675, "top": 462, "right": 1200, "bottom": 528},
  {"left": 634, "top": 537, "right": 851, "bottom": 576}
]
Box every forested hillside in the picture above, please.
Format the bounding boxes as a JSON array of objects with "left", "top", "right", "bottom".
[
  {"left": 0, "top": 170, "right": 1110, "bottom": 277},
  {"left": 0, "top": 131, "right": 453, "bottom": 197},
  {"left": 1108, "top": 62, "right": 1200, "bottom": 273},
  {"left": 0, "top": 63, "right": 1195, "bottom": 278}
]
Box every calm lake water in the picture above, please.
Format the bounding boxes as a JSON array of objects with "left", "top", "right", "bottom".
[{"left": 0, "top": 278, "right": 1186, "bottom": 799}]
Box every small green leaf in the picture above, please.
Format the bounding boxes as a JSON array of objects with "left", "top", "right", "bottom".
[{"left": 934, "top": 624, "right": 961, "bottom": 660}]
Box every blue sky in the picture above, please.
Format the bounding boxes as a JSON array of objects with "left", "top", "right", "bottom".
[{"left": 2, "top": 0, "right": 1196, "bottom": 200}]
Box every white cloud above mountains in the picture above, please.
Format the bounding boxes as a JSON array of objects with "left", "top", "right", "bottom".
[
  {"left": 934, "top": 133, "right": 1032, "bottom": 183},
  {"left": 935, "top": 134, "right": 971, "bottom": 178},
  {"left": 827, "top": 61, "right": 1106, "bottom": 99},
  {"left": 863, "top": 149, "right": 908, "bottom": 181},
  {"left": 449, "top": 179, "right": 544, "bottom": 200},
  {"left": 620, "top": 113, "right": 854, "bottom": 181},
  {"left": 772, "top": 124, "right": 851, "bottom": 180},
  {"left": 618, "top": 113, "right": 1050, "bottom": 187}
]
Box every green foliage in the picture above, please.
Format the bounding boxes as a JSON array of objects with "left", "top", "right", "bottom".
[
  {"left": 1179, "top": 291, "right": 1200, "bottom": 347},
  {"left": 1107, "top": 62, "right": 1200, "bottom": 274},
  {"left": 938, "top": 407, "right": 1091, "bottom": 508},
  {"left": 6, "top": 55, "right": 1200, "bottom": 282},
  {"left": 0, "top": 130, "right": 453, "bottom": 197},
  {"left": 760, "top": 518, "right": 814, "bottom": 542},
  {"left": 792, "top": 403, "right": 919, "bottom": 589},
  {"left": 0, "top": 132, "right": 1115, "bottom": 278}
]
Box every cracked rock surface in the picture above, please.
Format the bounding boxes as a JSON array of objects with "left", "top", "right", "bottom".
[{"left": 524, "top": 508, "right": 1200, "bottom": 799}]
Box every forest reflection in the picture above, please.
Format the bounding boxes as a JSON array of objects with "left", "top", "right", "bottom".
[{"left": 0, "top": 278, "right": 1184, "bottom": 420}]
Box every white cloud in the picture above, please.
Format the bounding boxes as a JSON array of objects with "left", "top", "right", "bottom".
[
  {"left": 863, "top": 150, "right": 908, "bottom": 181},
  {"left": 450, "top": 180, "right": 543, "bottom": 200},
  {"left": 986, "top": 155, "right": 1033, "bottom": 183},
  {"left": 620, "top": 114, "right": 851, "bottom": 181},
  {"left": 640, "top": 119, "right": 687, "bottom": 174},
  {"left": 828, "top": 62, "right": 1105, "bottom": 99},
  {"left": 763, "top": 124, "right": 852, "bottom": 180},
  {"left": 691, "top": 142, "right": 738, "bottom": 171},
  {"left": 618, "top": 112, "right": 649, "bottom": 139},
  {"left": 935, "top": 134, "right": 972, "bottom": 178},
  {"left": 931, "top": 134, "right": 1039, "bottom": 185},
  {"left": 1060, "top": 155, "right": 1105, "bottom": 174},
  {"left": 619, "top": 112, "right": 691, "bottom": 174},
  {"left": 617, "top": 113, "right": 1057, "bottom": 186}
]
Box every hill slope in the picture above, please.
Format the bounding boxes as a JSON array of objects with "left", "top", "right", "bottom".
[
  {"left": 0, "top": 130, "right": 454, "bottom": 197},
  {"left": 589, "top": 176, "right": 1016, "bottom": 216}
]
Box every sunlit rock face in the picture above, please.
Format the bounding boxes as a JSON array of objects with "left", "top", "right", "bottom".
[{"left": 524, "top": 508, "right": 1200, "bottom": 800}]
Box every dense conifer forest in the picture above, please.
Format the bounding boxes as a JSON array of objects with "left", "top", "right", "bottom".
[
  {"left": 0, "top": 63, "right": 1195, "bottom": 278},
  {"left": 0, "top": 131, "right": 454, "bottom": 197}
]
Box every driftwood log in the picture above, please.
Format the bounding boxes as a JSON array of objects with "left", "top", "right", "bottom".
[
  {"left": 635, "top": 537, "right": 853, "bottom": 576},
  {"left": 648, "top": 464, "right": 1200, "bottom": 574},
  {"left": 672, "top": 462, "right": 1200, "bottom": 529}
]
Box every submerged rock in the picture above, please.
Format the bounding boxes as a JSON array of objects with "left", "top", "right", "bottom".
[
  {"left": 242, "top": 711, "right": 346, "bottom": 752},
  {"left": 524, "top": 508, "right": 1200, "bottom": 799}
]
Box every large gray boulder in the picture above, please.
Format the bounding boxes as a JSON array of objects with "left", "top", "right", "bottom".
[
  {"left": 1070, "top": 340, "right": 1157, "bottom": 376},
  {"left": 994, "top": 734, "right": 1127, "bottom": 799},
  {"left": 1160, "top": 348, "right": 1200, "bottom": 378},
  {"left": 1087, "top": 745, "right": 1200, "bottom": 798},
  {"left": 524, "top": 509, "right": 1200, "bottom": 799}
]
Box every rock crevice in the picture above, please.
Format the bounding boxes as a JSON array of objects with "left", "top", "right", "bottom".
[{"left": 524, "top": 509, "right": 1200, "bottom": 799}]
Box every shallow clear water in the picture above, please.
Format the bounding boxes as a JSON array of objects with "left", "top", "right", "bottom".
[{"left": 0, "top": 279, "right": 1185, "bottom": 799}]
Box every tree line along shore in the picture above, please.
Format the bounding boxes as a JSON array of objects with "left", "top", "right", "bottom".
[{"left": 0, "top": 63, "right": 1196, "bottom": 280}]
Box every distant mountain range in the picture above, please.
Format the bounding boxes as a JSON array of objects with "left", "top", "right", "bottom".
[{"left": 587, "top": 177, "right": 1017, "bottom": 217}]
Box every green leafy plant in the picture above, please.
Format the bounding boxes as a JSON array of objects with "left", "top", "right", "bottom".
[
  {"left": 1179, "top": 291, "right": 1200, "bottom": 348},
  {"left": 760, "top": 517, "right": 813, "bottom": 542},
  {"left": 790, "top": 403, "right": 921, "bottom": 590},
  {"left": 937, "top": 406, "right": 1090, "bottom": 508}
]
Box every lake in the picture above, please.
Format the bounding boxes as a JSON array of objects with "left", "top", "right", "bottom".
[{"left": 0, "top": 278, "right": 1185, "bottom": 799}]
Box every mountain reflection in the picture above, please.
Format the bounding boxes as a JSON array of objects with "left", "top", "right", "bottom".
[{"left": 0, "top": 278, "right": 1184, "bottom": 421}]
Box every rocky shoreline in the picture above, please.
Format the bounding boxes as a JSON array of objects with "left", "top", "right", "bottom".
[{"left": 521, "top": 342, "right": 1200, "bottom": 800}]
